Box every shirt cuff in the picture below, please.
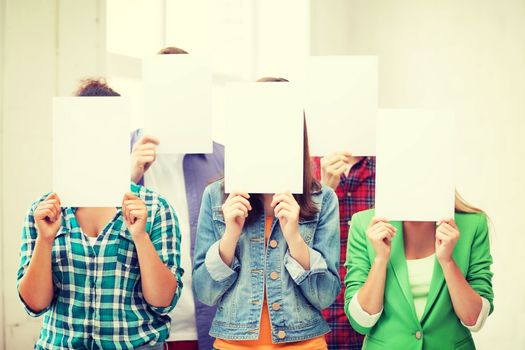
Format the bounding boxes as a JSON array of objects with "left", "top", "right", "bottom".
[
  {"left": 284, "top": 246, "right": 327, "bottom": 285},
  {"left": 461, "top": 296, "right": 490, "bottom": 332},
  {"left": 18, "top": 291, "right": 51, "bottom": 317},
  {"left": 204, "top": 240, "right": 240, "bottom": 282},
  {"left": 347, "top": 291, "right": 383, "bottom": 328}
]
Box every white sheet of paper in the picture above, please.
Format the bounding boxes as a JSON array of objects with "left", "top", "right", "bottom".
[
  {"left": 375, "top": 109, "right": 456, "bottom": 221},
  {"left": 143, "top": 55, "right": 213, "bottom": 154},
  {"left": 304, "top": 56, "right": 378, "bottom": 156},
  {"left": 53, "top": 97, "right": 131, "bottom": 207},
  {"left": 225, "top": 83, "right": 304, "bottom": 194}
]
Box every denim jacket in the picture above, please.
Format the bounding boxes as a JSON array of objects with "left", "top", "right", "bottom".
[{"left": 192, "top": 180, "right": 341, "bottom": 344}]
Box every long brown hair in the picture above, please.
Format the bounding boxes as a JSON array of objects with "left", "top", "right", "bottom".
[{"left": 225, "top": 77, "right": 321, "bottom": 224}]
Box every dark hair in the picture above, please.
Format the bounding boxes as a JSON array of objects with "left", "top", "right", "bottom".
[
  {"left": 158, "top": 46, "right": 189, "bottom": 55},
  {"left": 225, "top": 77, "right": 321, "bottom": 224},
  {"left": 75, "top": 78, "right": 120, "bottom": 97}
]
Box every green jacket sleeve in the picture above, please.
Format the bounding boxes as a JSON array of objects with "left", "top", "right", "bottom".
[
  {"left": 343, "top": 211, "right": 375, "bottom": 335},
  {"left": 467, "top": 213, "right": 494, "bottom": 314}
]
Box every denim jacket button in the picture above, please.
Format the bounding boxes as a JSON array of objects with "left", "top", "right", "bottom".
[
  {"left": 277, "top": 330, "right": 286, "bottom": 339},
  {"left": 270, "top": 272, "right": 279, "bottom": 280},
  {"left": 272, "top": 303, "right": 281, "bottom": 311},
  {"left": 269, "top": 240, "right": 278, "bottom": 248}
]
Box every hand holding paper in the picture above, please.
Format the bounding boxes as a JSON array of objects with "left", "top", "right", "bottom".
[
  {"left": 131, "top": 135, "right": 160, "bottom": 183},
  {"left": 34, "top": 193, "right": 62, "bottom": 244},
  {"left": 122, "top": 193, "right": 148, "bottom": 236}
]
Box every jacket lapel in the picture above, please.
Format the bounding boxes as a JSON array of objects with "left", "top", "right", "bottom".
[
  {"left": 420, "top": 255, "right": 445, "bottom": 323},
  {"left": 389, "top": 221, "right": 419, "bottom": 322}
]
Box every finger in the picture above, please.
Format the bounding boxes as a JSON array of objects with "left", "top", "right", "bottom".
[
  {"left": 231, "top": 209, "right": 246, "bottom": 219},
  {"left": 274, "top": 202, "right": 292, "bottom": 217},
  {"left": 228, "top": 196, "right": 252, "bottom": 211},
  {"left": 37, "top": 209, "right": 54, "bottom": 221},
  {"left": 226, "top": 192, "right": 250, "bottom": 201},
  {"left": 137, "top": 156, "right": 155, "bottom": 165},
  {"left": 271, "top": 193, "right": 296, "bottom": 207},
  {"left": 276, "top": 209, "right": 291, "bottom": 220},
  {"left": 229, "top": 202, "right": 249, "bottom": 217},
  {"left": 138, "top": 135, "right": 160, "bottom": 146},
  {"left": 370, "top": 217, "right": 390, "bottom": 227},
  {"left": 329, "top": 161, "right": 348, "bottom": 175}
]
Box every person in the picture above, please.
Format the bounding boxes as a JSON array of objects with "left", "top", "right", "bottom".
[
  {"left": 192, "top": 77, "right": 341, "bottom": 350},
  {"left": 17, "top": 79, "right": 183, "bottom": 350},
  {"left": 344, "top": 193, "right": 494, "bottom": 349},
  {"left": 131, "top": 46, "right": 224, "bottom": 350},
  {"left": 311, "top": 153, "right": 375, "bottom": 350}
]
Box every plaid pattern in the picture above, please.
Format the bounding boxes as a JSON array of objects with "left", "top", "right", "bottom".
[
  {"left": 17, "top": 183, "right": 183, "bottom": 350},
  {"left": 312, "top": 157, "right": 376, "bottom": 350}
]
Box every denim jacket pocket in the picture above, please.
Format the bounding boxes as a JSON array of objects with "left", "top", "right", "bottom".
[
  {"left": 298, "top": 214, "right": 319, "bottom": 245},
  {"left": 212, "top": 206, "right": 226, "bottom": 235}
]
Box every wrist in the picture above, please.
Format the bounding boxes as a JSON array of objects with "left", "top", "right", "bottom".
[
  {"left": 287, "top": 232, "right": 306, "bottom": 252},
  {"left": 438, "top": 256, "right": 456, "bottom": 270},
  {"left": 36, "top": 236, "right": 55, "bottom": 249},
  {"left": 373, "top": 255, "right": 389, "bottom": 267},
  {"left": 130, "top": 230, "right": 149, "bottom": 243},
  {"left": 222, "top": 230, "right": 240, "bottom": 245}
]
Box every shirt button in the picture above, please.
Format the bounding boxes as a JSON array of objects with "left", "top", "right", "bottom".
[
  {"left": 347, "top": 220, "right": 352, "bottom": 226},
  {"left": 277, "top": 330, "right": 286, "bottom": 339},
  {"left": 415, "top": 331, "right": 422, "bottom": 340},
  {"left": 269, "top": 240, "right": 278, "bottom": 248},
  {"left": 346, "top": 192, "right": 352, "bottom": 197},
  {"left": 270, "top": 272, "right": 279, "bottom": 280},
  {"left": 272, "top": 303, "right": 281, "bottom": 311}
]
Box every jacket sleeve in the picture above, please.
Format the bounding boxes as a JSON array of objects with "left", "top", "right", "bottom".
[
  {"left": 192, "top": 185, "right": 240, "bottom": 306},
  {"left": 344, "top": 211, "right": 375, "bottom": 335},
  {"left": 466, "top": 214, "right": 494, "bottom": 314},
  {"left": 283, "top": 188, "right": 341, "bottom": 310}
]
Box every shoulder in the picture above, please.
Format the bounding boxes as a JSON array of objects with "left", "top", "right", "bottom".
[
  {"left": 352, "top": 208, "right": 376, "bottom": 228},
  {"left": 202, "top": 178, "right": 225, "bottom": 206},
  {"left": 131, "top": 183, "right": 172, "bottom": 214},
  {"left": 454, "top": 211, "right": 488, "bottom": 237}
]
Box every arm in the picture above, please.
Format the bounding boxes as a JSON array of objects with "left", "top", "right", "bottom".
[
  {"left": 192, "top": 187, "right": 246, "bottom": 306},
  {"left": 437, "top": 216, "right": 493, "bottom": 329},
  {"left": 122, "top": 193, "right": 181, "bottom": 311},
  {"left": 18, "top": 194, "right": 62, "bottom": 315},
  {"left": 281, "top": 189, "right": 342, "bottom": 310}
]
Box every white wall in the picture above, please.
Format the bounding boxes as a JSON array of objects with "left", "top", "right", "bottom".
[
  {"left": 311, "top": 1, "right": 525, "bottom": 349},
  {"left": 0, "top": 0, "right": 5, "bottom": 347},
  {"left": 1, "top": 1, "right": 104, "bottom": 349}
]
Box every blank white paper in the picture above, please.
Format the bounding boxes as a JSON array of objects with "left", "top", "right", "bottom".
[
  {"left": 224, "top": 83, "right": 304, "bottom": 194},
  {"left": 53, "top": 97, "right": 131, "bottom": 207},
  {"left": 375, "top": 109, "right": 456, "bottom": 221},
  {"left": 304, "top": 56, "right": 378, "bottom": 156},
  {"left": 143, "top": 54, "right": 213, "bottom": 154}
]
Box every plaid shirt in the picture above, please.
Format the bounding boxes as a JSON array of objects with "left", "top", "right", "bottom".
[
  {"left": 312, "top": 156, "right": 376, "bottom": 350},
  {"left": 17, "top": 183, "right": 183, "bottom": 350}
]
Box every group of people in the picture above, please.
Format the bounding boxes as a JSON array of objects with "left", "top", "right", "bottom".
[{"left": 17, "top": 47, "right": 494, "bottom": 350}]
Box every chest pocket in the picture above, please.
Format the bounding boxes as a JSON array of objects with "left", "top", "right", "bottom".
[
  {"left": 298, "top": 214, "right": 319, "bottom": 245},
  {"left": 212, "top": 206, "right": 227, "bottom": 235},
  {"left": 51, "top": 228, "right": 73, "bottom": 288},
  {"left": 117, "top": 230, "right": 141, "bottom": 287}
]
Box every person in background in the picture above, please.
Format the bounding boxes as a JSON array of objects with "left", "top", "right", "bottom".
[
  {"left": 311, "top": 153, "right": 375, "bottom": 350},
  {"left": 192, "top": 77, "right": 341, "bottom": 350},
  {"left": 17, "top": 79, "right": 183, "bottom": 350},
  {"left": 131, "top": 46, "right": 224, "bottom": 350},
  {"left": 344, "top": 193, "right": 494, "bottom": 349}
]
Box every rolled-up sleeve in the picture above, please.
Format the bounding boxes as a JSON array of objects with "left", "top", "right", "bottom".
[
  {"left": 193, "top": 186, "right": 240, "bottom": 306},
  {"left": 148, "top": 199, "right": 184, "bottom": 315},
  {"left": 283, "top": 188, "right": 341, "bottom": 311},
  {"left": 466, "top": 214, "right": 494, "bottom": 315},
  {"left": 17, "top": 195, "right": 56, "bottom": 317}
]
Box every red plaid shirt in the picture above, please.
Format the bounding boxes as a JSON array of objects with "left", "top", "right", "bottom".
[{"left": 312, "top": 156, "right": 376, "bottom": 350}]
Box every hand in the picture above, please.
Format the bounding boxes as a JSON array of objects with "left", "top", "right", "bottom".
[
  {"left": 435, "top": 219, "right": 460, "bottom": 264},
  {"left": 320, "top": 152, "right": 352, "bottom": 190},
  {"left": 222, "top": 193, "right": 252, "bottom": 240},
  {"left": 366, "top": 217, "right": 396, "bottom": 262},
  {"left": 131, "top": 135, "right": 160, "bottom": 183},
  {"left": 34, "top": 193, "right": 62, "bottom": 244},
  {"left": 122, "top": 193, "right": 148, "bottom": 237},
  {"left": 271, "top": 193, "right": 301, "bottom": 243}
]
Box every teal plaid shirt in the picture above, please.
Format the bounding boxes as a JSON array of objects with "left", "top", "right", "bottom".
[{"left": 17, "top": 183, "right": 183, "bottom": 350}]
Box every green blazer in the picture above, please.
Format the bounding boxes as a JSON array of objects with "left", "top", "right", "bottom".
[{"left": 344, "top": 209, "right": 494, "bottom": 350}]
